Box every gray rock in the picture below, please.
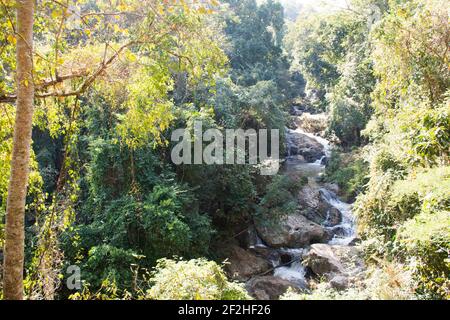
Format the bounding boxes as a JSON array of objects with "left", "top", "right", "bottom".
[
  {"left": 225, "top": 245, "right": 271, "bottom": 281},
  {"left": 286, "top": 131, "right": 325, "bottom": 162},
  {"left": 255, "top": 214, "right": 329, "bottom": 248},
  {"left": 298, "top": 185, "right": 333, "bottom": 224},
  {"left": 303, "top": 244, "right": 365, "bottom": 280},
  {"left": 348, "top": 237, "right": 362, "bottom": 246},
  {"left": 249, "top": 246, "right": 281, "bottom": 265},
  {"left": 323, "top": 183, "right": 340, "bottom": 195},
  {"left": 324, "top": 207, "right": 341, "bottom": 227},
  {"left": 245, "top": 276, "right": 299, "bottom": 300},
  {"left": 303, "top": 244, "right": 345, "bottom": 276},
  {"left": 330, "top": 275, "right": 349, "bottom": 290}
]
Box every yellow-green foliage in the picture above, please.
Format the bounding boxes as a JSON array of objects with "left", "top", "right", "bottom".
[
  {"left": 356, "top": 166, "right": 450, "bottom": 299},
  {"left": 147, "top": 258, "right": 250, "bottom": 300},
  {"left": 325, "top": 149, "right": 369, "bottom": 201},
  {"left": 398, "top": 210, "right": 450, "bottom": 299},
  {"left": 281, "top": 284, "right": 365, "bottom": 300},
  {"left": 69, "top": 278, "right": 132, "bottom": 301},
  {"left": 70, "top": 258, "right": 251, "bottom": 301}
]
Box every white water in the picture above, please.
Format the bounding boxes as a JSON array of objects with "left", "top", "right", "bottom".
[
  {"left": 320, "top": 188, "right": 356, "bottom": 245},
  {"left": 274, "top": 248, "right": 307, "bottom": 287}
]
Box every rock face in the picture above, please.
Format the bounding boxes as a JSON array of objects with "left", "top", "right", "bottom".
[
  {"left": 245, "top": 276, "right": 298, "bottom": 300},
  {"left": 303, "top": 244, "right": 345, "bottom": 275},
  {"left": 255, "top": 214, "right": 329, "bottom": 248},
  {"left": 302, "top": 244, "right": 365, "bottom": 290},
  {"left": 324, "top": 207, "right": 341, "bottom": 227},
  {"left": 294, "top": 113, "right": 328, "bottom": 137},
  {"left": 225, "top": 245, "right": 271, "bottom": 281},
  {"left": 298, "top": 185, "right": 332, "bottom": 224},
  {"left": 323, "top": 183, "right": 340, "bottom": 195},
  {"left": 249, "top": 246, "right": 280, "bottom": 264},
  {"left": 287, "top": 131, "right": 325, "bottom": 162}
]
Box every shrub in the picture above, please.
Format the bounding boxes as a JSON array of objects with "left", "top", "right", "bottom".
[
  {"left": 255, "top": 174, "right": 304, "bottom": 222},
  {"left": 325, "top": 149, "right": 369, "bottom": 201},
  {"left": 281, "top": 283, "right": 366, "bottom": 300},
  {"left": 397, "top": 210, "right": 450, "bottom": 299},
  {"left": 81, "top": 245, "right": 141, "bottom": 290},
  {"left": 356, "top": 166, "right": 450, "bottom": 299},
  {"left": 147, "top": 258, "right": 250, "bottom": 300}
]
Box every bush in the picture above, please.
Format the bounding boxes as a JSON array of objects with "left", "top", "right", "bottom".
[
  {"left": 398, "top": 210, "right": 450, "bottom": 299},
  {"left": 325, "top": 149, "right": 369, "bottom": 201},
  {"left": 79, "top": 185, "right": 213, "bottom": 265},
  {"left": 255, "top": 174, "right": 305, "bottom": 222},
  {"left": 147, "top": 258, "right": 250, "bottom": 300},
  {"left": 81, "top": 245, "right": 141, "bottom": 290},
  {"left": 281, "top": 284, "right": 365, "bottom": 300},
  {"left": 356, "top": 166, "right": 450, "bottom": 299}
]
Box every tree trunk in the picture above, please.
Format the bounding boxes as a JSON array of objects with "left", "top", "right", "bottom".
[{"left": 3, "top": 0, "right": 35, "bottom": 300}]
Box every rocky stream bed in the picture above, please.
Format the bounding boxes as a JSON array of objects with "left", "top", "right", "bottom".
[{"left": 224, "top": 107, "right": 366, "bottom": 300}]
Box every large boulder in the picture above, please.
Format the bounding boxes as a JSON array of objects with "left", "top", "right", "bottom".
[
  {"left": 294, "top": 113, "right": 328, "bottom": 137},
  {"left": 322, "top": 183, "right": 340, "bottom": 195},
  {"left": 324, "top": 207, "right": 341, "bottom": 227},
  {"left": 245, "top": 276, "right": 298, "bottom": 300},
  {"left": 298, "top": 185, "right": 332, "bottom": 224},
  {"left": 225, "top": 245, "right": 271, "bottom": 282},
  {"left": 303, "top": 244, "right": 345, "bottom": 276},
  {"left": 286, "top": 131, "right": 325, "bottom": 162},
  {"left": 302, "top": 244, "right": 365, "bottom": 289},
  {"left": 255, "top": 214, "right": 329, "bottom": 248},
  {"left": 249, "top": 246, "right": 280, "bottom": 265}
]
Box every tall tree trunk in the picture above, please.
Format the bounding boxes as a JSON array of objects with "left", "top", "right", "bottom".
[{"left": 3, "top": 0, "right": 35, "bottom": 300}]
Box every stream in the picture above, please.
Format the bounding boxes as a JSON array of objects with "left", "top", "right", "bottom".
[{"left": 250, "top": 107, "right": 357, "bottom": 289}]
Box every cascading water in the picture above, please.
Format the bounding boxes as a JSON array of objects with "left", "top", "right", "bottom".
[
  {"left": 273, "top": 248, "right": 307, "bottom": 287},
  {"left": 269, "top": 110, "right": 357, "bottom": 286},
  {"left": 320, "top": 188, "right": 356, "bottom": 245}
]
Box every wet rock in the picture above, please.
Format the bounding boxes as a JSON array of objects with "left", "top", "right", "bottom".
[
  {"left": 244, "top": 226, "right": 262, "bottom": 248},
  {"left": 302, "top": 244, "right": 365, "bottom": 280},
  {"left": 324, "top": 207, "right": 341, "bottom": 227},
  {"left": 290, "top": 106, "right": 302, "bottom": 116},
  {"left": 286, "top": 131, "right": 325, "bottom": 162},
  {"left": 249, "top": 246, "right": 280, "bottom": 265},
  {"left": 279, "top": 253, "right": 292, "bottom": 264},
  {"left": 245, "top": 276, "right": 299, "bottom": 300},
  {"left": 294, "top": 113, "right": 328, "bottom": 137},
  {"left": 298, "top": 185, "right": 332, "bottom": 224},
  {"left": 255, "top": 214, "right": 329, "bottom": 249},
  {"left": 225, "top": 245, "right": 271, "bottom": 281},
  {"left": 323, "top": 183, "right": 340, "bottom": 195},
  {"left": 303, "top": 244, "right": 345, "bottom": 276},
  {"left": 348, "top": 237, "right": 362, "bottom": 246},
  {"left": 328, "top": 226, "right": 347, "bottom": 238},
  {"left": 286, "top": 154, "right": 307, "bottom": 163}
]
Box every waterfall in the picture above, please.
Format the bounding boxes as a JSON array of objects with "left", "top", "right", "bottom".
[
  {"left": 320, "top": 188, "right": 356, "bottom": 245},
  {"left": 274, "top": 248, "right": 307, "bottom": 288},
  {"left": 271, "top": 111, "right": 357, "bottom": 285}
]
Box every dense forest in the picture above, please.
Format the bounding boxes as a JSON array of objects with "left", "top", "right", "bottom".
[{"left": 0, "top": 0, "right": 448, "bottom": 300}]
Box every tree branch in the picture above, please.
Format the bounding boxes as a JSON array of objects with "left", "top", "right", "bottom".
[{"left": 0, "top": 42, "right": 135, "bottom": 103}]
